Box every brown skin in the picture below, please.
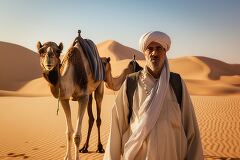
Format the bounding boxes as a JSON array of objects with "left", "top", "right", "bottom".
[{"left": 144, "top": 41, "right": 167, "bottom": 79}]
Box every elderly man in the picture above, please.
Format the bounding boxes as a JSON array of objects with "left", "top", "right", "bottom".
[{"left": 103, "top": 31, "right": 203, "bottom": 160}]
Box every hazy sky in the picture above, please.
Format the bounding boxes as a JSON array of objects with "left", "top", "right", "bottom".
[{"left": 1, "top": 0, "right": 240, "bottom": 63}]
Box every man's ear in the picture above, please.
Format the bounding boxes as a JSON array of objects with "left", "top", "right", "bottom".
[
  {"left": 37, "top": 41, "right": 42, "bottom": 51},
  {"left": 58, "top": 42, "right": 63, "bottom": 52},
  {"left": 107, "top": 57, "right": 111, "bottom": 62}
]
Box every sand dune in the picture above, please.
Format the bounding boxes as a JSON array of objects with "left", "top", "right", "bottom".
[
  {"left": 0, "top": 96, "right": 114, "bottom": 160},
  {"left": 169, "top": 56, "right": 240, "bottom": 80},
  {"left": 192, "top": 96, "right": 240, "bottom": 159},
  {"left": 169, "top": 56, "right": 240, "bottom": 96},
  {"left": 1, "top": 96, "right": 240, "bottom": 160},
  {"left": 0, "top": 41, "right": 41, "bottom": 91},
  {"left": 97, "top": 40, "right": 145, "bottom": 61},
  {"left": 0, "top": 41, "right": 239, "bottom": 96},
  {"left": 11, "top": 57, "right": 240, "bottom": 96},
  {"left": 196, "top": 56, "right": 240, "bottom": 80},
  {"left": 17, "top": 77, "right": 51, "bottom": 96},
  {"left": 105, "top": 57, "right": 240, "bottom": 96}
]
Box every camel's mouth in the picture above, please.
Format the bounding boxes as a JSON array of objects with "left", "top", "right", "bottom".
[{"left": 44, "top": 64, "right": 55, "bottom": 71}]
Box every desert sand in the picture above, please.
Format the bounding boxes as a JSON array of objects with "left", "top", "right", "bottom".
[{"left": 0, "top": 41, "right": 240, "bottom": 159}]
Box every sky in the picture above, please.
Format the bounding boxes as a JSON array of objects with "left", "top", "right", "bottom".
[{"left": 1, "top": 0, "right": 240, "bottom": 63}]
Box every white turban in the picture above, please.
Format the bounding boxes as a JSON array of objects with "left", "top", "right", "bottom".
[{"left": 139, "top": 31, "right": 171, "bottom": 52}]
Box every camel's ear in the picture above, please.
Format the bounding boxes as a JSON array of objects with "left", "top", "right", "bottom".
[
  {"left": 58, "top": 42, "right": 63, "bottom": 52},
  {"left": 107, "top": 57, "right": 111, "bottom": 62},
  {"left": 37, "top": 41, "right": 42, "bottom": 51}
]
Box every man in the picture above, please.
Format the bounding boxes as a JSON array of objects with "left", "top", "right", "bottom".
[{"left": 103, "top": 31, "right": 203, "bottom": 160}]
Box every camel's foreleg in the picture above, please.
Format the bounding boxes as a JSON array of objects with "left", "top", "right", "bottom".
[
  {"left": 61, "top": 99, "right": 74, "bottom": 160},
  {"left": 79, "top": 94, "right": 94, "bottom": 153},
  {"left": 94, "top": 83, "right": 105, "bottom": 153},
  {"left": 74, "top": 95, "right": 88, "bottom": 160}
]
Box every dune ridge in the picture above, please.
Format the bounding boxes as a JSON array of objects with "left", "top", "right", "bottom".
[
  {"left": 97, "top": 40, "right": 145, "bottom": 61},
  {"left": 0, "top": 41, "right": 41, "bottom": 91}
]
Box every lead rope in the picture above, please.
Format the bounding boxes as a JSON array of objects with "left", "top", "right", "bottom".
[
  {"left": 56, "top": 63, "right": 61, "bottom": 116},
  {"left": 56, "top": 87, "right": 60, "bottom": 115}
]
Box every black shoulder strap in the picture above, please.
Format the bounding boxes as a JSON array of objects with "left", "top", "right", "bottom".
[
  {"left": 126, "top": 71, "right": 140, "bottom": 124},
  {"left": 170, "top": 72, "right": 182, "bottom": 109}
]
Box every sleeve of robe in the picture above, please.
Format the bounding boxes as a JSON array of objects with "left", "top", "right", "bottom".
[
  {"left": 103, "top": 80, "right": 129, "bottom": 160},
  {"left": 181, "top": 79, "right": 204, "bottom": 160}
]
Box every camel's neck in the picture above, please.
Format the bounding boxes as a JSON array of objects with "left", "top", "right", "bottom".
[
  {"left": 43, "top": 65, "right": 60, "bottom": 98},
  {"left": 106, "top": 68, "right": 131, "bottom": 91}
]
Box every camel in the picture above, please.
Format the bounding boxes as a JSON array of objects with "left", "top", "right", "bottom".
[
  {"left": 79, "top": 56, "right": 142, "bottom": 153},
  {"left": 37, "top": 33, "right": 142, "bottom": 160},
  {"left": 103, "top": 56, "right": 143, "bottom": 91},
  {"left": 37, "top": 38, "right": 106, "bottom": 160}
]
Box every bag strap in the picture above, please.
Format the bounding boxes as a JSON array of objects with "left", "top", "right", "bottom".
[
  {"left": 170, "top": 72, "right": 182, "bottom": 109},
  {"left": 126, "top": 71, "right": 140, "bottom": 124},
  {"left": 126, "top": 71, "right": 182, "bottom": 124}
]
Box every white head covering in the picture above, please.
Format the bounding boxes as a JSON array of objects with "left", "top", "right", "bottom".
[{"left": 139, "top": 31, "right": 171, "bottom": 52}]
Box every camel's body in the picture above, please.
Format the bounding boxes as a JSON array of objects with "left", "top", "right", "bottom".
[
  {"left": 37, "top": 37, "right": 142, "bottom": 160},
  {"left": 37, "top": 40, "right": 105, "bottom": 160}
]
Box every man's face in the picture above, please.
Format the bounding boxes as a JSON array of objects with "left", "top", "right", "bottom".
[{"left": 144, "top": 41, "right": 166, "bottom": 71}]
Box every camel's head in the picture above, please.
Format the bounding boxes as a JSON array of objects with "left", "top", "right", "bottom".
[
  {"left": 128, "top": 59, "right": 143, "bottom": 73},
  {"left": 102, "top": 57, "right": 111, "bottom": 72},
  {"left": 37, "top": 41, "right": 63, "bottom": 71}
]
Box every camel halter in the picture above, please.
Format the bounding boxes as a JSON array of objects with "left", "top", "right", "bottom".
[{"left": 56, "top": 60, "right": 61, "bottom": 115}]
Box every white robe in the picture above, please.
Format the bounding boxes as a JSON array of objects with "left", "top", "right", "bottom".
[{"left": 103, "top": 70, "right": 203, "bottom": 160}]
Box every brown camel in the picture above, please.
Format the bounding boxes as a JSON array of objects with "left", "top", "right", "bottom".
[
  {"left": 104, "top": 56, "right": 143, "bottom": 91},
  {"left": 79, "top": 57, "right": 143, "bottom": 153},
  {"left": 37, "top": 35, "right": 142, "bottom": 159},
  {"left": 37, "top": 37, "right": 107, "bottom": 160}
]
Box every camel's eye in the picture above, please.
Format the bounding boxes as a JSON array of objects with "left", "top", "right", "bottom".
[
  {"left": 102, "top": 61, "right": 107, "bottom": 66},
  {"left": 56, "top": 49, "right": 61, "bottom": 57},
  {"left": 38, "top": 48, "right": 46, "bottom": 56}
]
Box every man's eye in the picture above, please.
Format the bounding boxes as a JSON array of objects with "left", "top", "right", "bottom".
[{"left": 156, "top": 47, "right": 163, "bottom": 51}]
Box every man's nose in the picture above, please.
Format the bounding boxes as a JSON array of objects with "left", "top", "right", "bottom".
[{"left": 151, "top": 50, "right": 158, "bottom": 56}]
